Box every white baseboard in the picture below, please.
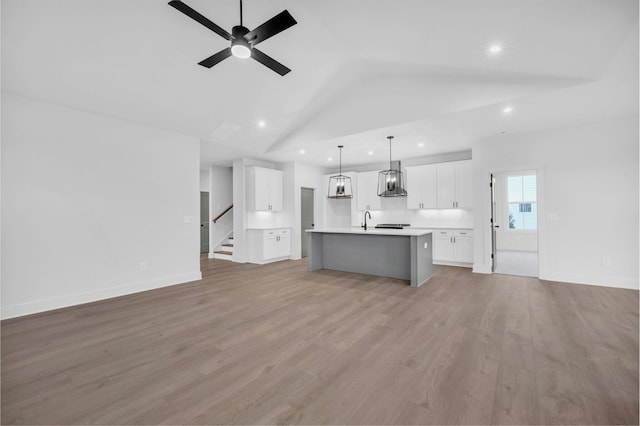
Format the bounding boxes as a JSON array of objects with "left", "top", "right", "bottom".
[
  {"left": 1, "top": 271, "right": 203, "bottom": 320},
  {"left": 433, "top": 260, "right": 473, "bottom": 268},
  {"left": 539, "top": 271, "right": 639, "bottom": 290},
  {"left": 473, "top": 264, "right": 492, "bottom": 274}
]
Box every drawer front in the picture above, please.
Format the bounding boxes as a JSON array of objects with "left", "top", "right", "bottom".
[
  {"left": 435, "top": 230, "right": 453, "bottom": 237},
  {"left": 454, "top": 230, "right": 472, "bottom": 237},
  {"left": 278, "top": 229, "right": 289, "bottom": 235}
]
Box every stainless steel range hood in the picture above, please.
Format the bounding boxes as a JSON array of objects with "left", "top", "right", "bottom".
[{"left": 378, "top": 160, "right": 407, "bottom": 197}]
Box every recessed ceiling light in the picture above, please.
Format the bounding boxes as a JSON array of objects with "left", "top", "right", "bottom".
[
  {"left": 488, "top": 44, "right": 503, "bottom": 55},
  {"left": 501, "top": 130, "right": 508, "bottom": 134},
  {"left": 367, "top": 150, "right": 374, "bottom": 156},
  {"left": 299, "top": 149, "right": 306, "bottom": 155},
  {"left": 503, "top": 106, "right": 513, "bottom": 114},
  {"left": 327, "top": 157, "right": 333, "bottom": 162},
  {"left": 258, "top": 120, "right": 266, "bottom": 128},
  {"left": 418, "top": 142, "right": 425, "bottom": 148}
]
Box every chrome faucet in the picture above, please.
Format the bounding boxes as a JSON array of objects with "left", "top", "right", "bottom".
[{"left": 363, "top": 210, "right": 372, "bottom": 230}]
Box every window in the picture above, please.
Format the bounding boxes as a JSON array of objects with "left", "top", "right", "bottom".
[{"left": 507, "top": 173, "right": 537, "bottom": 230}]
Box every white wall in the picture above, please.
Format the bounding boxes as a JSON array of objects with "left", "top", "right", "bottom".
[
  {"left": 199, "top": 169, "right": 211, "bottom": 192},
  {"left": 208, "top": 165, "right": 233, "bottom": 256},
  {"left": 472, "top": 115, "right": 639, "bottom": 289},
  {"left": 1, "top": 93, "right": 202, "bottom": 318},
  {"left": 289, "top": 162, "right": 324, "bottom": 260}
]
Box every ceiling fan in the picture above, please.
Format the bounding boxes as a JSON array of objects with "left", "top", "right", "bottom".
[{"left": 168, "top": 0, "right": 297, "bottom": 76}]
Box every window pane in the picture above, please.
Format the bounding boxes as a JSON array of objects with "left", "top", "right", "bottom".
[
  {"left": 507, "top": 176, "right": 523, "bottom": 202},
  {"left": 522, "top": 175, "right": 536, "bottom": 201},
  {"left": 508, "top": 203, "right": 521, "bottom": 228},
  {"left": 523, "top": 203, "right": 537, "bottom": 229}
]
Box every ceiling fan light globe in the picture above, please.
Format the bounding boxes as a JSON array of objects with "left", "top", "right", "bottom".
[{"left": 231, "top": 42, "right": 251, "bottom": 59}]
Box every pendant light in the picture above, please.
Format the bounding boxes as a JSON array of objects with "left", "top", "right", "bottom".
[
  {"left": 327, "top": 145, "right": 353, "bottom": 199},
  {"left": 378, "top": 136, "right": 407, "bottom": 197}
]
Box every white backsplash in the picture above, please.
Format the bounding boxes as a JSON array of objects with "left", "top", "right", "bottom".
[
  {"left": 247, "top": 211, "right": 290, "bottom": 229},
  {"left": 352, "top": 197, "right": 473, "bottom": 228}
]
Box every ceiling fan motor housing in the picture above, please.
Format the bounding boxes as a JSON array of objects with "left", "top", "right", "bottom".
[{"left": 232, "top": 25, "right": 250, "bottom": 40}]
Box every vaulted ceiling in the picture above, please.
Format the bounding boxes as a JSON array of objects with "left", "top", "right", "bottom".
[{"left": 2, "top": 0, "right": 638, "bottom": 168}]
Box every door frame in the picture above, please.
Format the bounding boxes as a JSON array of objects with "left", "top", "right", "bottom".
[{"left": 484, "top": 164, "right": 546, "bottom": 279}]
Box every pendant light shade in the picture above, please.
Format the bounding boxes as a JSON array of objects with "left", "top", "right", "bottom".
[
  {"left": 378, "top": 136, "right": 407, "bottom": 197},
  {"left": 328, "top": 145, "right": 353, "bottom": 199}
]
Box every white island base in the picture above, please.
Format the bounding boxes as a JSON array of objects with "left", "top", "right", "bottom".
[{"left": 306, "top": 228, "right": 433, "bottom": 287}]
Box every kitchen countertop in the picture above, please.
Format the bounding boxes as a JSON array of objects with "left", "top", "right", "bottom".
[{"left": 307, "top": 227, "right": 432, "bottom": 236}]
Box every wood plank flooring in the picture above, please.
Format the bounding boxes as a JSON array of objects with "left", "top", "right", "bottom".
[{"left": 2, "top": 257, "right": 638, "bottom": 424}]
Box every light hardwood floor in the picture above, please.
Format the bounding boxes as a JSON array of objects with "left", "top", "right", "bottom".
[{"left": 2, "top": 257, "right": 638, "bottom": 424}]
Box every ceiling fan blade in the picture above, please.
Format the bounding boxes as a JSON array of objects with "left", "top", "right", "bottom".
[
  {"left": 198, "top": 48, "right": 232, "bottom": 68},
  {"left": 251, "top": 48, "right": 291, "bottom": 76},
  {"left": 168, "top": 0, "right": 232, "bottom": 41},
  {"left": 245, "top": 10, "right": 297, "bottom": 46}
]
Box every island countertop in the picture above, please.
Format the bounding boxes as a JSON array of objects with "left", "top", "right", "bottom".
[{"left": 306, "top": 227, "right": 432, "bottom": 237}]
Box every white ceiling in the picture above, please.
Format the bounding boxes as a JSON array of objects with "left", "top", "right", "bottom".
[{"left": 2, "top": 0, "right": 638, "bottom": 169}]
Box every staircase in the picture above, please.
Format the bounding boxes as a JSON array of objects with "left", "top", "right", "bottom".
[{"left": 214, "top": 236, "right": 234, "bottom": 261}]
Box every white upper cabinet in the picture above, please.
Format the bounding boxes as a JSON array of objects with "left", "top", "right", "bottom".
[
  {"left": 406, "top": 165, "right": 437, "bottom": 209},
  {"left": 356, "top": 171, "right": 381, "bottom": 211},
  {"left": 406, "top": 161, "right": 472, "bottom": 210},
  {"left": 454, "top": 162, "right": 473, "bottom": 209},
  {"left": 436, "top": 163, "right": 456, "bottom": 208},
  {"left": 247, "top": 167, "right": 283, "bottom": 211},
  {"left": 436, "top": 161, "right": 472, "bottom": 209}
]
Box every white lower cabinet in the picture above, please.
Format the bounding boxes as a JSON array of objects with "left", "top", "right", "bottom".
[
  {"left": 432, "top": 229, "right": 473, "bottom": 266},
  {"left": 248, "top": 228, "right": 291, "bottom": 264}
]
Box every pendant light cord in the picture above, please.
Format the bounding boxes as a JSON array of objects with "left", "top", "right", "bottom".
[
  {"left": 387, "top": 136, "right": 394, "bottom": 169},
  {"left": 240, "top": 0, "right": 243, "bottom": 26},
  {"left": 338, "top": 145, "right": 343, "bottom": 175}
]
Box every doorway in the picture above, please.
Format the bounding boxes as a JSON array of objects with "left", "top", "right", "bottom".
[
  {"left": 490, "top": 171, "right": 539, "bottom": 277},
  {"left": 200, "top": 192, "right": 209, "bottom": 254},
  {"left": 300, "top": 187, "right": 315, "bottom": 258}
]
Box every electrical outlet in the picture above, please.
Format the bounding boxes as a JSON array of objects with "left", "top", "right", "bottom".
[
  {"left": 139, "top": 261, "right": 148, "bottom": 271},
  {"left": 424, "top": 242, "right": 428, "bottom": 248},
  {"left": 184, "top": 216, "right": 194, "bottom": 224}
]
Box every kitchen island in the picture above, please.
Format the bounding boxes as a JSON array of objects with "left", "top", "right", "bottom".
[{"left": 306, "top": 227, "right": 433, "bottom": 287}]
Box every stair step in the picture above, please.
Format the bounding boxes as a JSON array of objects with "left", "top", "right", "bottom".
[
  {"left": 214, "top": 252, "right": 232, "bottom": 261},
  {"left": 222, "top": 243, "right": 234, "bottom": 247},
  {"left": 215, "top": 250, "right": 232, "bottom": 255}
]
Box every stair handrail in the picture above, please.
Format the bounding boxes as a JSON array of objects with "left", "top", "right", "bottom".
[{"left": 212, "top": 204, "right": 233, "bottom": 223}]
